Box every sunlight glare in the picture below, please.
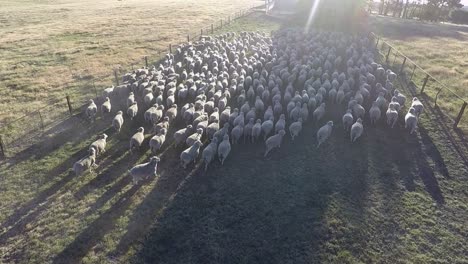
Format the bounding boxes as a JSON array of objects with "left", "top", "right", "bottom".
[{"left": 305, "top": 0, "right": 322, "bottom": 33}]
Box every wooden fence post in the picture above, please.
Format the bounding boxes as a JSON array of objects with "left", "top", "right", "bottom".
[
  {"left": 421, "top": 74, "right": 430, "bottom": 94},
  {"left": 375, "top": 37, "right": 380, "bottom": 49},
  {"left": 400, "top": 57, "right": 407, "bottom": 74},
  {"left": 0, "top": 135, "right": 5, "bottom": 159},
  {"left": 434, "top": 87, "right": 443, "bottom": 107},
  {"left": 145, "top": 56, "right": 148, "bottom": 67},
  {"left": 93, "top": 80, "right": 98, "bottom": 98},
  {"left": 410, "top": 64, "right": 416, "bottom": 81},
  {"left": 187, "top": 34, "right": 190, "bottom": 42},
  {"left": 66, "top": 95, "right": 73, "bottom": 116},
  {"left": 385, "top": 46, "right": 392, "bottom": 63},
  {"left": 114, "top": 69, "right": 119, "bottom": 86},
  {"left": 454, "top": 101, "right": 467, "bottom": 128},
  {"left": 169, "top": 44, "right": 172, "bottom": 54}
]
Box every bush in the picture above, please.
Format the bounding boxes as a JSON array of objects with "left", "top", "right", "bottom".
[{"left": 450, "top": 9, "right": 468, "bottom": 24}]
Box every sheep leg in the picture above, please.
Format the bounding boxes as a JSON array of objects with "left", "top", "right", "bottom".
[{"left": 264, "top": 147, "right": 271, "bottom": 157}]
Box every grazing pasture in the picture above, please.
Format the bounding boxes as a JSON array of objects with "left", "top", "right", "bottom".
[
  {"left": 0, "top": 8, "right": 467, "bottom": 264},
  {"left": 0, "top": 0, "right": 262, "bottom": 124},
  {"left": 370, "top": 15, "right": 468, "bottom": 128}
]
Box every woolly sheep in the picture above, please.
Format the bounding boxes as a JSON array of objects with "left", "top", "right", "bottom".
[
  {"left": 130, "top": 127, "right": 145, "bottom": 153},
  {"left": 342, "top": 109, "right": 354, "bottom": 132},
  {"left": 73, "top": 148, "right": 96, "bottom": 176},
  {"left": 174, "top": 125, "right": 193, "bottom": 146},
  {"left": 231, "top": 123, "right": 244, "bottom": 144},
  {"left": 202, "top": 137, "right": 218, "bottom": 171},
  {"left": 350, "top": 118, "right": 364, "bottom": 142},
  {"left": 180, "top": 140, "right": 203, "bottom": 168},
  {"left": 218, "top": 135, "right": 231, "bottom": 165},
  {"left": 264, "top": 130, "right": 286, "bottom": 157},
  {"left": 313, "top": 103, "right": 326, "bottom": 124},
  {"left": 101, "top": 97, "right": 111, "bottom": 114},
  {"left": 317, "top": 121, "right": 333, "bottom": 148},
  {"left": 206, "top": 121, "right": 220, "bottom": 139},
  {"left": 369, "top": 101, "right": 381, "bottom": 125},
  {"left": 275, "top": 114, "right": 286, "bottom": 133},
  {"left": 251, "top": 119, "right": 262, "bottom": 143},
  {"left": 405, "top": 107, "right": 418, "bottom": 134},
  {"left": 127, "top": 92, "right": 135, "bottom": 108},
  {"left": 289, "top": 118, "right": 303, "bottom": 141},
  {"left": 112, "top": 111, "right": 124, "bottom": 132},
  {"left": 89, "top": 134, "right": 108, "bottom": 156},
  {"left": 127, "top": 102, "right": 138, "bottom": 120},
  {"left": 394, "top": 90, "right": 406, "bottom": 107},
  {"left": 262, "top": 117, "right": 274, "bottom": 140},
  {"left": 243, "top": 118, "right": 255, "bottom": 143},
  {"left": 153, "top": 116, "right": 170, "bottom": 135},
  {"left": 166, "top": 104, "right": 178, "bottom": 123},
  {"left": 186, "top": 128, "right": 204, "bottom": 146},
  {"left": 129, "top": 157, "right": 160, "bottom": 185},
  {"left": 220, "top": 106, "right": 231, "bottom": 126},
  {"left": 411, "top": 97, "right": 424, "bottom": 116},
  {"left": 86, "top": 99, "right": 98, "bottom": 122},
  {"left": 386, "top": 104, "right": 399, "bottom": 128},
  {"left": 149, "top": 128, "right": 167, "bottom": 154}
]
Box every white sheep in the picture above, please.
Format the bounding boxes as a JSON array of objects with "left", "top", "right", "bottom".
[
  {"left": 251, "top": 119, "right": 262, "bottom": 143},
  {"left": 243, "top": 118, "right": 255, "bottom": 143},
  {"left": 180, "top": 140, "right": 203, "bottom": 168},
  {"left": 350, "top": 118, "right": 364, "bottom": 142},
  {"left": 405, "top": 107, "right": 418, "bottom": 134},
  {"left": 394, "top": 90, "right": 406, "bottom": 107},
  {"left": 275, "top": 114, "right": 286, "bottom": 133},
  {"left": 411, "top": 97, "right": 424, "bottom": 116},
  {"left": 166, "top": 104, "right": 178, "bottom": 123},
  {"left": 209, "top": 107, "right": 220, "bottom": 124},
  {"left": 369, "top": 101, "right": 381, "bottom": 125},
  {"left": 127, "top": 92, "right": 135, "bottom": 108},
  {"left": 112, "top": 111, "right": 124, "bottom": 132},
  {"left": 261, "top": 117, "right": 274, "bottom": 140},
  {"left": 89, "top": 133, "right": 108, "bottom": 156},
  {"left": 386, "top": 104, "right": 399, "bottom": 128},
  {"left": 202, "top": 137, "right": 218, "bottom": 171},
  {"left": 342, "top": 109, "right": 354, "bottom": 132},
  {"left": 129, "top": 156, "right": 160, "bottom": 185},
  {"left": 149, "top": 128, "right": 167, "bottom": 154},
  {"left": 313, "top": 103, "right": 326, "bottom": 124},
  {"left": 218, "top": 135, "right": 231, "bottom": 165},
  {"left": 73, "top": 148, "right": 97, "bottom": 176},
  {"left": 317, "top": 121, "right": 333, "bottom": 148},
  {"left": 144, "top": 92, "right": 154, "bottom": 107},
  {"left": 101, "top": 97, "right": 111, "bottom": 114},
  {"left": 86, "top": 99, "right": 97, "bottom": 122},
  {"left": 174, "top": 125, "right": 193, "bottom": 146},
  {"left": 130, "top": 127, "right": 145, "bottom": 153},
  {"left": 153, "top": 116, "right": 170, "bottom": 135},
  {"left": 289, "top": 118, "right": 303, "bottom": 141},
  {"left": 231, "top": 123, "right": 244, "bottom": 145},
  {"left": 127, "top": 101, "right": 138, "bottom": 120},
  {"left": 186, "top": 128, "right": 204, "bottom": 146},
  {"left": 264, "top": 130, "right": 286, "bottom": 157}
]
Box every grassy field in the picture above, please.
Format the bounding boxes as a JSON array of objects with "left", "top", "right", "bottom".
[
  {"left": 0, "top": 0, "right": 263, "bottom": 125},
  {"left": 1, "top": 8, "right": 468, "bottom": 264},
  {"left": 370, "top": 15, "right": 468, "bottom": 128}
]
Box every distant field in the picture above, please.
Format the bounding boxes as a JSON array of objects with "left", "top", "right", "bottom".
[
  {"left": 370, "top": 15, "right": 468, "bottom": 127},
  {"left": 0, "top": 0, "right": 262, "bottom": 124}
]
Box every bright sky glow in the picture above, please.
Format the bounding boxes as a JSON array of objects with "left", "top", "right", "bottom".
[{"left": 304, "top": 0, "right": 322, "bottom": 33}]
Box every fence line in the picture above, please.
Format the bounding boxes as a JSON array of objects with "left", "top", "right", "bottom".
[
  {"left": 0, "top": 4, "right": 263, "bottom": 159},
  {"left": 368, "top": 32, "right": 467, "bottom": 129}
]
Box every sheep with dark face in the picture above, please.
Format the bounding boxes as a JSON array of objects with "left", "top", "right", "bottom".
[{"left": 130, "top": 157, "right": 160, "bottom": 185}]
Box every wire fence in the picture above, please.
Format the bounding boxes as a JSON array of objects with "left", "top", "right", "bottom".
[
  {"left": 368, "top": 32, "right": 467, "bottom": 131},
  {"left": 0, "top": 4, "right": 263, "bottom": 159}
]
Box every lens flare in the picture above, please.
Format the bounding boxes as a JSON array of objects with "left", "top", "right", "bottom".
[{"left": 305, "top": 0, "right": 322, "bottom": 33}]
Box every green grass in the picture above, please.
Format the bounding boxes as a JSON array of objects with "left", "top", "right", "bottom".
[
  {"left": 369, "top": 15, "right": 468, "bottom": 129},
  {"left": 1, "top": 11, "right": 468, "bottom": 264}
]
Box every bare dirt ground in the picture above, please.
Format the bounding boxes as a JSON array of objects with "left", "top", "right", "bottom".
[{"left": 0, "top": 0, "right": 262, "bottom": 124}]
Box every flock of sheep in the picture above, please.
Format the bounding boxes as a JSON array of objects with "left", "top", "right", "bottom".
[{"left": 72, "top": 28, "right": 425, "bottom": 184}]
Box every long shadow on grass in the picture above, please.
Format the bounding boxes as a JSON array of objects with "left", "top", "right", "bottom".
[{"left": 134, "top": 122, "right": 337, "bottom": 264}]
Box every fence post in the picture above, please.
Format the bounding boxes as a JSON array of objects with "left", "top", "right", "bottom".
[
  {"left": 114, "top": 69, "right": 119, "bottom": 86},
  {"left": 421, "top": 74, "right": 430, "bottom": 94},
  {"left": 0, "top": 135, "right": 5, "bottom": 159},
  {"left": 211, "top": 24, "right": 214, "bottom": 34},
  {"left": 169, "top": 44, "right": 172, "bottom": 54},
  {"left": 454, "top": 102, "right": 467, "bottom": 128},
  {"left": 400, "top": 57, "right": 407, "bottom": 74},
  {"left": 93, "top": 80, "right": 98, "bottom": 98},
  {"left": 145, "top": 56, "right": 148, "bottom": 67},
  {"left": 375, "top": 37, "right": 380, "bottom": 49},
  {"left": 410, "top": 64, "right": 416, "bottom": 81},
  {"left": 66, "top": 95, "right": 73, "bottom": 116},
  {"left": 38, "top": 110, "right": 44, "bottom": 131},
  {"left": 187, "top": 34, "right": 190, "bottom": 42},
  {"left": 385, "top": 46, "right": 392, "bottom": 63}
]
